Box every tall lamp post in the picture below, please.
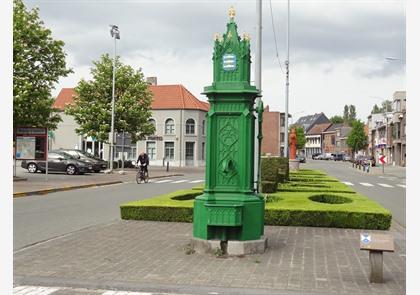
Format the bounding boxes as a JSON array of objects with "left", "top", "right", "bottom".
[
  {"left": 284, "top": 0, "right": 290, "bottom": 158},
  {"left": 109, "top": 25, "right": 120, "bottom": 172}
]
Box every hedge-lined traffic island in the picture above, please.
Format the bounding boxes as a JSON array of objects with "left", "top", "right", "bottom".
[{"left": 120, "top": 169, "right": 392, "bottom": 230}]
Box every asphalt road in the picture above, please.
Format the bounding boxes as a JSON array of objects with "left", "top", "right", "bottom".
[
  {"left": 303, "top": 159, "right": 406, "bottom": 227},
  {"left": 14, "top": 160, "right": 406, "bottom": 250},
  {"left": 13, "top": 172, "right": 204, "bottom": 250}
]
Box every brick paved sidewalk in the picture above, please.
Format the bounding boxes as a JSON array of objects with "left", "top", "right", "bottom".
[{"left": 14, "top": 221, "right": 405, "bottom": 295}]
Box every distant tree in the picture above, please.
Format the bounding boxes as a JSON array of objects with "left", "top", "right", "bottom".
[
  {"left": 65, "top": 54, "right": 154, "bottom": 143},
  {"left": 371, "top": 100, "right": 392, "bottom": 114},
  {"left": 343, "top": 105, "right": 349, "bottom": 123},
  {"left": 348, "top": 105, "right": 357, "bottom": 123},
  {"left": 330, "top": 115, "right": 344, "bottom": 124},
  {"left": 371, "top": 104, "right": 381, "bottom": 114},
  {"left": 380, "top": 100, "right": 393, "bottom": 113},
  {"left": 13, "top": 0, "right": 72, "bottom": 129},
  {"left": 347, "top": 120, "right": 368, "bottom": 156}
]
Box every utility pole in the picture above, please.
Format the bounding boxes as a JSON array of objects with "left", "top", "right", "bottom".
[
  {"left": 255, "top": 0, "right": 262, "bottom": 192},
  {"left": 284, "top": 0, "right": 290, "bottom": 158}
]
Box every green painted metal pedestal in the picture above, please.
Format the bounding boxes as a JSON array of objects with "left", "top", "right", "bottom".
[{"left": 192, "top": 8, "right": 267, "bottom": 255}]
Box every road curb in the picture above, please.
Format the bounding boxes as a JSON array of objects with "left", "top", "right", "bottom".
[{"left": 13, "top": 173, "right": 184, "bottom": 198}]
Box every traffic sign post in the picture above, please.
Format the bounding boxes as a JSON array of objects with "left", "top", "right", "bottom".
[{"left": 379, "top": 155, "right": 387, "bottom": 174}]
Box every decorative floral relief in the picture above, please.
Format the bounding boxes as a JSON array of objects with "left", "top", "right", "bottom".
[{"left": 217, "top": 117, "right": 239, "bottom": 186}]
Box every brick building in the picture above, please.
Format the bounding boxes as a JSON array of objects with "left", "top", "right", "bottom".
[
  {"left": 305, "top": 123, "right": 332, "bottom": 156},
  {"left": 261, "top": 105, "right": 290, "bottom": 156}
]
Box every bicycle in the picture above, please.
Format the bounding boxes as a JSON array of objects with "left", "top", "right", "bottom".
[{"left": 136, "top": 165, "right": 149, "bottom": 184}]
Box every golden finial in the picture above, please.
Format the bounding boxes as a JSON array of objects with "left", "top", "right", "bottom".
[
  {"left": 228, "top": 6, "right": 236, "bottom": 20},
  {"left": 242, "top": 32, "right": 250, "bottom": 41},
  {"left": 213, "top": 33, "right": 221, "bottom": 41}
]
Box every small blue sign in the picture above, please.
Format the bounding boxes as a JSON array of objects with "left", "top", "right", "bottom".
[
  {"left": 361, "top": 234, "right": 371, "bottom": 244},
  {"left": 223, "top": 54, "right": 237, "bottom": 71}
]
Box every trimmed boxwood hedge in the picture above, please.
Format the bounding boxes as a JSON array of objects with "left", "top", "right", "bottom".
[
  {"left": 120, "top": 185, "right": 392, "bottom": 230},
  {"left": 261, "top": 181, "right": 278, "bottom": 193}
]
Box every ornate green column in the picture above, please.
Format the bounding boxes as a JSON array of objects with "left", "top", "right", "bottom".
[{"left": 193, "top": 7, "right": 266, "bottom": 254}]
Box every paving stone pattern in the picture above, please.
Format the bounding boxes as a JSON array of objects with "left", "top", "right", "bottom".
[{"left": 14, "top": 221, "right": 405, "bottom": 295}]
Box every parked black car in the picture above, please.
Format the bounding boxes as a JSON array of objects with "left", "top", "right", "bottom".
[
  {"left": 53, "top": 149, "right": 108, "bottom": 173},
  {"left": 333, "top": 153, "right": 344, "bottom": 161},
  {"left": 21, "top": 151, "right": 93, "bottom": 175}
]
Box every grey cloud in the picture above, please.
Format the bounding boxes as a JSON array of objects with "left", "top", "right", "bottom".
[{"left": 25, "top": 0, "right": 405, "bottom": 78}]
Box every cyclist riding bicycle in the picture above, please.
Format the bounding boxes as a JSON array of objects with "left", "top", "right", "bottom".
[{"left": 136, "top": 152, "right": 149, "bottom": 176}]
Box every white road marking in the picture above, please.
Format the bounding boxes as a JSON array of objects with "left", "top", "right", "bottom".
[
  {"left": 397, "top": 184, "right": 406, "bottom": 188},
  {"left": 189, "top": 179, "right": 204, "bottom": 183},
  {"left": 102, "top": 291, "right": 152, "bottom": 295},
  {"left": 360, "top": 182, "right": 374, "bottom": 187},
  {"left": 13, "top": 286, "right": 59, "bottom": 295},
  {"left": 377, "top": 183, "right": 393, "bottom": 188},
  {"left": 342, "top": 181, "right": 354, "bottom": 186},
  {"left": 171, "top": 179, "right": 189, "bottom": 183},
  {"left": 153, "top": 179, "right": 173, "bottom": 183}
]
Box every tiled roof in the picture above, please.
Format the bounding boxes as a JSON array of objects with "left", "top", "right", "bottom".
[
  {"left": 53, "top": 85, "right": 209, "bottom": 112},
  {"left": 150, "top": 85, "right": 209, "bottom": 111},
  {"left": 323, "top": 123, "right": 344, "bottom": 133},
  {"left": 307, "top": 123, "right": 332, "bottom": 135},
  {"left": 53, "top": 88, "right": 76, "bottom": 110}
]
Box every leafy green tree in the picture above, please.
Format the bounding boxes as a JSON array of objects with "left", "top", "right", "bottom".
[
  {"left": 349, "top": 105, "right": 356, "bottom": 123},
  {"left": 330, "top": 115, "right": 344, "bottom": 124},
  {"left": 343, "top": 105, "right": 349, "bottom": 123},
  {"left": 381, "top": 100, "right": 393, "bottom": 113},
  {"left": 13, "top": 0, "right": 72, "bottom": 129},
  {"left": 371, "top": 100, "right": 392, "bottom": 114},
  {"left": 347, "top": 120, "right": 368, "bottom": 155},
  {"left": 371, "top": 104, "right": 381, "bottom": 114},
  {"left": 66, "top": 54, "right": 154, "bottom": 143}
]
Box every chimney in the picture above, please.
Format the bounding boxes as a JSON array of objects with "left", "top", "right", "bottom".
[{"left": 146, "top": 77, "right": 157, "bottom": 86}]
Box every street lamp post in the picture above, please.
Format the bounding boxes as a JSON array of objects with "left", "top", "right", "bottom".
[
  {"left": 109, "top": 25, "right": 120, "bottom": 173},
  {"left": 284, "top": 0, "right": 290, "bottom": 158}
]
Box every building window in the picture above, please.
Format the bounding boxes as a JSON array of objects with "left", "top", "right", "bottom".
[
  {"left": 186, "top": 119, "right": 195, "bottom": 134},
  {"left": 202, "top": 120, "right": 205, "bottom": 135},
  {"left": 280, "top": 116, "right": 285, "bottom": 126},
  {"left": 202, "top": 142, "right": 205, "bottom": 160},
  {"left": 165, "top": 118, "right": 175, "bottom": 135},
  {"left": 164, "top": 142, "right": 175, "bottom": 160},
  {"left": 185, "top": 142, "right": 195, "bottom": 163},
  {"left": 114, "top": 132, "right": 137, "bottom": 160},
  {"left": 280, "top": 133, "right": 285, "bottom": 142},
  {"left": 146, "top": 141, "right": 156, "bottom": 160},
  {"left": 148, "top": 118, "right": 156, "bottom": 134}
]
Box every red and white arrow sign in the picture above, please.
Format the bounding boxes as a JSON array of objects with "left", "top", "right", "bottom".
[{"left": 379, "top": 155, "right": 387, "bottom": 164}]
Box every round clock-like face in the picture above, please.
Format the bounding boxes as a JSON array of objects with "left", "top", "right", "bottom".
[{"left": 222, "top": 53, "right": 237, "bottom": 71}]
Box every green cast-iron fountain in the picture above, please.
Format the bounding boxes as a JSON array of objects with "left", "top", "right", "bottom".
[{"left": 192, "top": 7, "right": 266, "bottom": 255}]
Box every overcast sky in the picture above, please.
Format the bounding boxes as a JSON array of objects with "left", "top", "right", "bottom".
[{"left": 24, "top": 0, "right": 406, "bottom": 122}]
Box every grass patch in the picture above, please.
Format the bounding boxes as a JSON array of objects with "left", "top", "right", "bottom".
[{"left": 120, "top": 169, "right": 392, "bottom": 230}]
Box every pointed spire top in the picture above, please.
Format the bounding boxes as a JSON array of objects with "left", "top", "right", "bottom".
[{"left": 228, "top": 6, "right": 236, "bottom": 20}]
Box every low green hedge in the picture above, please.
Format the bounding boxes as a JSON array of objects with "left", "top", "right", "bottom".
[
  {"left": 121, "top": 189, "right": 197, "bottom": 222},
  {"left": 261, "top": 157, "right": 280, "bottom": 183},
  {"left": 279, "top": 180, "right": 355, "bottom": 193},
  {"left": 120, "top": 189, "right": 392, "bottom": 230},
  {"left": 261, "top": 181, "right": 277, "bottom": 193}
]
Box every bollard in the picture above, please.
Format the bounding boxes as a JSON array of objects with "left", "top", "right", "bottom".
[{"left": 166, "top": 161, "right": 169, "bottom": 172}]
